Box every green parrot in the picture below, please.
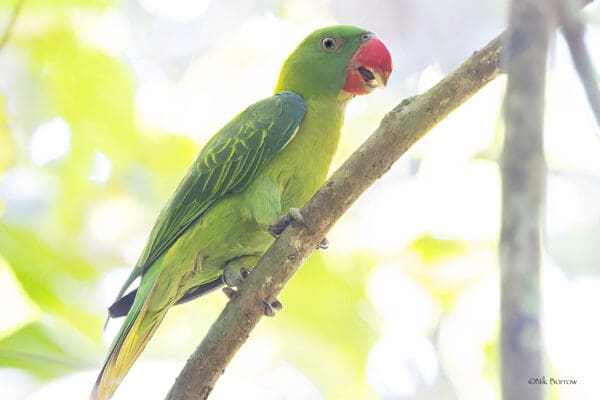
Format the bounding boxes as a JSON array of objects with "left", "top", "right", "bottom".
[{"left": 91, "top": 25, "right": 392, "bottom": 400}]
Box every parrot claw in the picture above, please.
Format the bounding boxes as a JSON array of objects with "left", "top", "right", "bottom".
[
  {"left": 222, "top": 287, "right": 238, "bottom": 299},
  {"left": 222, "top": 266, "right": 251, "bottom": 300},
  {"left": 261, "top": 298, "right": 283, "bottom": 317},
  {"left": 317, "top": 237, "right": 329, "bottom": 250},
  {"left": 272, "top": 298, "right": 283, "bottom": 311},
  {"left": 288, "top": 207, "right": 306, "bottom": 226},
  {"left": 270, "top": 208, "right": 330, "bottom": 250},
  {"left": 269, "top": 207, "right": 310, "bottom": 237}
]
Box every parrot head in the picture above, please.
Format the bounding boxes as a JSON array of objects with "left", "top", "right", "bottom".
[{"left": 275, "top": 25, "right": 392, "bottom": 99}]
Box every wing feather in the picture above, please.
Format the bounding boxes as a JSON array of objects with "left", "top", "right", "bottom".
[{"left": 110, "top": 92, "right": 306, "bottom": 305}]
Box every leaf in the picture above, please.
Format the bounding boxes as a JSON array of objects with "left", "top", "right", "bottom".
[
  {"left": 0, "top": 321, "right": 96, "bottom": 380},
  {"left": 0, "top": 223, "right": 99, "bottom": 339},
  {"left": 0, "top": 256, "right": 40, "bottom": 340},
  {"left": 410, "top": 234, "right": 468, "bottom": 264},
  {"left": 0, "top": 97, "right": 14, "bottom": 174}
]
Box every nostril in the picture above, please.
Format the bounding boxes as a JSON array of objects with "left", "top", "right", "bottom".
[{"left": 361, "top": 33, "right": 373, "bottom": 42}]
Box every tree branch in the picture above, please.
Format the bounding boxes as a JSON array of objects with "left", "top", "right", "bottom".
[
  {"left": 165, "top": 35, "right": 503, "bottom": 400},
  {"left": 164, "top": 2, "right": 596, "bottom": 399},
  {"left": 556, "top": 0, "right": 600, "bottom": 132},
  {"left": 0, "top": 0, "right": 25, "bottom": 51},
  {"left": 500, "top": 0, "right": 550, "bottom": 399}
]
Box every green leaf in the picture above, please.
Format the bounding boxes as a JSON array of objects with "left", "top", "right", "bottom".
[
  {"left": 0, "top": 223, "right": 99, "bottom": 339},
  {"left": 410, "top": 234, "right": 468, "bottom": 264},
  {"left": 0, "top": 256, "right": 40, "bottom": 340},
  {"left": 0, "top": 96, "right": 14, "bottom": 175},
  {"left": 0, "top": 321, "right": 96, "bottom": 379}
]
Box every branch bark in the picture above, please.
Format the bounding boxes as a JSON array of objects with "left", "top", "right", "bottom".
[
  {"left": 165, "top": 35, "right": 503, "bottom": 400},
  {"left": 500, "top": 1, "right": 550, "bottom": 400}
]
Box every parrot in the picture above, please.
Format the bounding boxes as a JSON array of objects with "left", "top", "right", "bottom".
[{"left": 91, "top": 25, "right": 392, "bottom": 400}]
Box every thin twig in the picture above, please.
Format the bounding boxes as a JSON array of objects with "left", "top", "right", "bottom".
[
  {"left": 0, "top": 0, "right": 25, "bottom": 51},
  {"left": 557, "top": 0, "right": 600, "bottom": 132}
]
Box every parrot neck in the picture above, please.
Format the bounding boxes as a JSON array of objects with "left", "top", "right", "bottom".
[
  {"left": 301, "top": 95, "right": 349, "bottom": 148},
  {"left": 273, "top": 75, "right": 352, "bottom": 193},
  {"left": 280, "top": 93, "right": 350, "bottom": 191}
]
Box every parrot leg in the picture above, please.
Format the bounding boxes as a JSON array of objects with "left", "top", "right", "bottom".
[
  {"left": 221, "top": 263, "right": 283, "bottom": 316},
  {"left": 222, "top": 266, "right": 250, "bottom": 288},
  {"left": 221, "top": 264, "right": 250, "bottom": 300},
  {"left": 269, "top": 207, "right": 329, "bottom": 249},
  {"left": 268, "top": 207, "right": 304, "bottom": 236}
]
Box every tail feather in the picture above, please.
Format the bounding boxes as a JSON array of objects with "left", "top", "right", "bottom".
[{"left": 91, "top": 267, "right": 169, "bottom": 400}]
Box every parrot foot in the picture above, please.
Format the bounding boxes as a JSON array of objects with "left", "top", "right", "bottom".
[
  {"left": 222, "top": 266, "right": 250, "bottom": 288},
  {"left": 269, "top": 208, "right": 330, "bottom": 250},
  {"left": 261, "top": 298, "right": 283, "bottom": 317},
  {"left": 316, "top": 237, "right": 330, "bottom": 250},
  {"left": 269, "top": 207, "right": 306, "bottom": 236},
  {"left": 222, "top": 287, "right": 238, "bottom": 299},
  {"left": 222, "top": 266, "right": 250, "bottom": 300}
]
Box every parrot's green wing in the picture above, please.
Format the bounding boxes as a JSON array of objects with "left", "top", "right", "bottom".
[{"left": 111, "top": 91, "right": 306, "bottom": 307}]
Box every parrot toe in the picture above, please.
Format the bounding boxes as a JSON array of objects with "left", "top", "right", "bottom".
[
  {"left": 271, "top": 298, "right": 283, "bottom": 311},
  {"left": 288, "top": 207, "right": 306, "bottom": 226},
  {"left": 261, "top": 298, "right": 283, "bottom": 317},
  {"left": 222, "top": 287, "right": 238, "bottom": 299},
  {"left": 270, "top": 208, "right": 330, "bottom": 250},
  {"left": 268, "top": 213, "right": 291, "bottom": 237},
  {"left": 269, "top": 207, "right": 310, "bottom": 237},
  {"left": 222, "top": 266, "right": 252, "bottom": 299},
  {"left": 316, "top": 237, "right": 330, "bottom": 250}
]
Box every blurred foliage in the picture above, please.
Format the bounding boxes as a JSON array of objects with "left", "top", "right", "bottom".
[
  {"left": 0, "top": 0, "right": 145, "bottom": 388},
  {"left": 0, "top": 97, "right": 13, "bottom": 175},
  {"left": 0, "top": 0, "right": 389, "bottom": 396},
  {"left": 280, "top": 252, "right": 378, "bottom": 399},
  {"left": 410, "top": 234, "right": 467, "bottom": 264},
  {"left": 0, "top": 321, "right": 93, "bottom": 379},
  {"left": 0, "top": 0, "right": 113, "bottom": 11},
  {"left": 0, "top": 224, "right": 97, "bottom": 335},
  {"left": 0, "top": 0, "right": 599, "bottom": 399}
]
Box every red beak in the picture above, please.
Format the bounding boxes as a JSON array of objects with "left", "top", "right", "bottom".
[{"left": 343, "top": 36, "right": 393, "bottom": 95}]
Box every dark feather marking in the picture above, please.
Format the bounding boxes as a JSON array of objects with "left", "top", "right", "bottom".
[
  {"left": 107, "top": 277, "right": 225, "bottom": 318},
  {"left": 108, "top": 289, "right": 136, "bottom": 318}
]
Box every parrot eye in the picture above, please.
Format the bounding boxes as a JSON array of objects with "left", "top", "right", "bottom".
[{"left": 320, "top": 36, "right": 340, "bottom": 52}]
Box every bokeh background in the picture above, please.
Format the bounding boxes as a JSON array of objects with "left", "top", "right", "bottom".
[{"left": 1, "top": 0, "right": 600, "bottom": 399}]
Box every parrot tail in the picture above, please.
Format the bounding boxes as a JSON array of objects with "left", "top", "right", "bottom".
[{"left": 90, "top": 265, "right": 168, "bottom": 400}]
